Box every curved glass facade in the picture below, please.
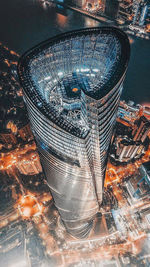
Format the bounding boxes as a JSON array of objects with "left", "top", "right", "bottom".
[{"left": 18, "top": 27, "right": 130, "bottom": 238}]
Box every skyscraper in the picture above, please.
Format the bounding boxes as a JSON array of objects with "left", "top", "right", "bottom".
[
  {"left": 18, "top": 27, "right": 130, "bottom": 238},
  {"left": 105, "top": 0, "right": 119, "bottom": 19}
]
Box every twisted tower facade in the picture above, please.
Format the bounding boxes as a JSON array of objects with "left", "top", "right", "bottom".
[{"left": 18, "top": 27, "right": 130, "bottom": 238}]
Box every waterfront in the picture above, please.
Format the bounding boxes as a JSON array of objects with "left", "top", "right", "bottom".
[{"left": 0, "top": 0, "right": 150, "bottom": 104}]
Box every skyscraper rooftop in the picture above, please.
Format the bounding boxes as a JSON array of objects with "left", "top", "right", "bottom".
[
  {"left": 18, "top": 27, "right": 130, "bottom": 238},
  {"left": 18, "top": 27, "right": 130, "bottom": 138}
]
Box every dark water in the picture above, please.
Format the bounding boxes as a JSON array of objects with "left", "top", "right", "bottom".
[{"left": 0, "top": 0, "right": 149, "bottom": 104}]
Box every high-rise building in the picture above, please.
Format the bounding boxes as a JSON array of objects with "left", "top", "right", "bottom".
[
  {"left": 111, "top": 111, "right": 150, "bottom": 164},
  {"left": 117, "top": 0, "right": 133, "bottom": 23},
  {"left": 132, "top": 0, "right": 150, "bottom": 26},
  {"left": 0, "top": 132, "right": 17, "bottom": 145},
  {"left": 105, "top": 0, "right": 119, "bottom": 19},
  {"left": 18, "top": 27, "right": 130, "bottom": 238},
  {"left": 18, "top": 123, "right": 34, "bottom": 141},
  {"left": 16, "top": 151, "right": 42, "bottom": 175}
]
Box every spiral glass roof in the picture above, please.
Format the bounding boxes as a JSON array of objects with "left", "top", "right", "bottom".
[{"left": 18, "top": 27, "right": 130, "bottom": 137}]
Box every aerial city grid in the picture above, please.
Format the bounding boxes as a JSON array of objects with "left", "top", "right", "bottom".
[{"left": 0, "top": 0, "right": 150, "bottom": 267}]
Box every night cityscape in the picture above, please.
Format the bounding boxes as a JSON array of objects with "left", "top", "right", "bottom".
[{"left": 0, "top": 1, "right": 150, "bottom": 267}]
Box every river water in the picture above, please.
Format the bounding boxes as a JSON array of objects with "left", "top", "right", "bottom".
[{"left": 0, "top": 0, "right": 149, "bottom": 104}]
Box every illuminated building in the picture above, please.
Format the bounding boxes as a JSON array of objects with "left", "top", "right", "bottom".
[
  {"left": 86, "top": 0, "right": 99, "bottom": 10},
  {"left": 125, "top": 165, "right": 150, "bottom": 203},
  {"left": 139, "top": 4, "right": 149, "bottom": 26},
  {"left": 132, "top": 116, "right": 150, "bottom": 142},
  {"left": 111, "top": 113, "right": 150, "bottom": 164},
  {"left": 130, "top": 115, "right": 150, "bottom": 156},
  {"left": 132, "top": 0, "right": 150, "bottom": 26},
  {"left": 18, "top": 123, "right": 34, "bottom": 141},
  {"left": 16, "top": 151, "right": 42, "bottom": 175},
  {"left": 0, "top": 123, "right": 34, "bottom": 148},
  {"left": 117, "top": 0, "right": 133, "bottom": 23},
  {"left": 18, "top": 27, "right": 130, "bottom": 238},
  {"left": 132, "top": 0, "right": 141, "bottom": 25},
  {"left": 0, "top": 221, "right": 30, "bottom": 267},
  {"left": 0, "top": 219, "right": 45, "bottom": 267},
  {"left": 116, "top": 0, "right": 150, "bottom": 28},
  {"left": 0, "top": 132, "right": 17, "bottom": 145}
]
